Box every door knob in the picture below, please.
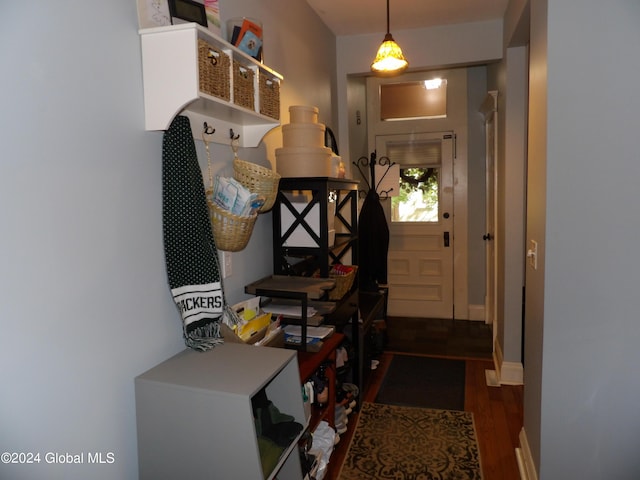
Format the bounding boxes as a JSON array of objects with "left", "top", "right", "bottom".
[{"left": 483, "top": 233, "right": 493, "bottom": 241}]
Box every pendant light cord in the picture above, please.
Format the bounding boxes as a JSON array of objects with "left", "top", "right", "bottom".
[{"left": 386, "top": 0, "right": 390, "bottom": 34}]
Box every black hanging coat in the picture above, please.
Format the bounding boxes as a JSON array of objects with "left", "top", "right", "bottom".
[{"left": 358, "top": 189, "right": 389, "bottom": 291}]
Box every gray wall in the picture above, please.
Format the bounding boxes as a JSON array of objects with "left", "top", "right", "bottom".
[
  {"left": 486, "top": 41, "right": 528, "bottom": 372},
  {"left": 466, "top": 66, "right": 489, "bottom": 307},
  {"left": 0, "top": 2, "right": 335, "bottom": 479},
  {"left": 526, "top": 0, "right": 640, "bottom": 477}
]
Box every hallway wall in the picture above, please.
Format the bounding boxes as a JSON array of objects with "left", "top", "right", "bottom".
[
  {"left": 0, "top": 2, "right": 335, "bottom": 479},
  {"left": 526, "top": 1, "right": 640, "bottom": 477}
]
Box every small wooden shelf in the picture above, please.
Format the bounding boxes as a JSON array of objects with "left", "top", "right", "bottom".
[{"left": 298, "top": 333, "right": 344, "bottom": 431}]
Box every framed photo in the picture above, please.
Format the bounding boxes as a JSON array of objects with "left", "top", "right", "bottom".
[
  {"left": 168, "top": 0, "right": 208, "bottom": 28},
  {"left": 137, "top": 0, "right": 221, "bottom": 36}
]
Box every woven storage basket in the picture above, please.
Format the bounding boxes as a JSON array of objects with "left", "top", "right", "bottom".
[
  {"left": 259, "top": 73, "right": 280, "bottom": 120},
  {"left": 328, "top": 265, "right": 358, "bottom": 300},
  {"left": 206, "top": 192, "right": 258, "bottom": 252},
  {"left": 233, "top": 61, "right": 255, "bottom": 110},
  {"left": 198, "top": 39, "right": 230, "bottom": 101},
  {"left": 233, "top": 158, "right": 281, "bottom": 213}
]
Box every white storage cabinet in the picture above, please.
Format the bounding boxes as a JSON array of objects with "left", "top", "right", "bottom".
[{"left": 135, "top": 343, "right": 305, "bottom": 479}]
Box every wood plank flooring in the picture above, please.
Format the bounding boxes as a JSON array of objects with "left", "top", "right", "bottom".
[{"left": 323, "top": 318, "right": 524, "bottom": 480}]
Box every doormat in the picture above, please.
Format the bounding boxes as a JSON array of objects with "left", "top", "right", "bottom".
[
  {"left": 338, "top": 402, "right": 482, "bottom": 480},
  {"left": 375, "top": 354, "right": 465, "bottom": 410}
]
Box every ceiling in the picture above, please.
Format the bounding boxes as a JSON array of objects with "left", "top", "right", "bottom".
[{"left": 305, "top": 0, "right": 509, "bottom": 36}]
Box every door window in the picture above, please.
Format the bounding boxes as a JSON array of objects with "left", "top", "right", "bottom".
[
  {"left": 386, "top": 140, "right": 442, "bottom": 223},
  {"left": 393, "top": 167, "right": 439, "bottom": 222}
]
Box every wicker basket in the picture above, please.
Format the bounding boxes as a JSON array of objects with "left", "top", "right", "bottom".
[
  {"left": 233, "top": 61, "right": 255, "bottom": 110},
  {"left": 206, "top": 195, "right": 258, "bottom": 252},
  {"left": 198, "top": 39, "right": 230, "bottom": 101},
  {"left": 328, "top": 265, "right": 358, "bottom": 300},
  {"left": 233, "top": 158, "right": 281, "bottom": 213},
  {"left": 259, "top": 73, "right": 280, "bottom": 120}
]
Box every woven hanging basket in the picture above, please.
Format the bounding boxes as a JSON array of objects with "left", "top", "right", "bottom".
[
  {"left": 202, "top": 135, "right": 258, "bottom": 252},
  {"left": 206, "top": 192, "right": 258, "bottom": 252},
  {"left": 233, "top": 158, "right": 281, "bottom": 213}
]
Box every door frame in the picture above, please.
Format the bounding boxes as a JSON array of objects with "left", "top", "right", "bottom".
[
  {"left": 481, "top": 91, "right": 498, "bottom": 337},
  {"left": 365, "top": 69, "right": 469, "bottom": 319}
]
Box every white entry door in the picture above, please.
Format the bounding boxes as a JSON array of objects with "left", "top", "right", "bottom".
[{"left": 375, "top": 132, "right": 455, "bottom": 319}]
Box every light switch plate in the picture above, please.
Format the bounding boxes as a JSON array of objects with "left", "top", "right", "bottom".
[{"left": 220, "top": 251, "right": 232, "bottom": 278}]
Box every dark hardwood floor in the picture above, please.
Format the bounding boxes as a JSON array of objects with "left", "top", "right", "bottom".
[
  {"left": 323, "top": 317, "right": 524, "bottom": 480},
  {"left": 384, "top": 316, "right": 494, "bottom": 359}
]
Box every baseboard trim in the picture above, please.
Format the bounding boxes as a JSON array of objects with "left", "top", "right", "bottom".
[
  {"left": 500, "top": 361, "right": 524, "bottom": 385},
  {"left": 468, "top": 304, "right": 485, "bottom": 321},
  {"left": 516, "top": 427, "right": 538, "bottom": 480},
  {"left": 493, "top": 339, "right": 524, "bottom": 385}
]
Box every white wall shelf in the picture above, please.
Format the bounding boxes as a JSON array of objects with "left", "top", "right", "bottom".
[{"left": 139, "top": 23, "right": 283, "bottom": 147}]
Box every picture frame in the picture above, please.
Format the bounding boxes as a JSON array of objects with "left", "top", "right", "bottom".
[
  {"left": 168, "top": 0, "right": 208, "bottom": 28},
  {"left": 137, "top": 0, "right": 221, "bottom": 36}
]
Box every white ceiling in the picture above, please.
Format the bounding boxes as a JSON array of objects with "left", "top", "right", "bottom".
[{"left": 305, "top": 0, "right": 509, "bottom": 36}]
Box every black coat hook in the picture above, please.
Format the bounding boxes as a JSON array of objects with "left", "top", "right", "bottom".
[
  {"left": 203, "top": 122, "right": 215, "bottom": 135},
  {"left": 229, "top": 128, "right": 240, "bottom": 140}
]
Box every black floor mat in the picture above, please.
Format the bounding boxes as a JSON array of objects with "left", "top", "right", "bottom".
[{"left": 375, "top": 355, "right": 466, "bottom": 411}]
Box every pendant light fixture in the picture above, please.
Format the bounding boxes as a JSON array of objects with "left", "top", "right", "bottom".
[{"left": 370, "top": 0, "right": 408, "bottom": 74}]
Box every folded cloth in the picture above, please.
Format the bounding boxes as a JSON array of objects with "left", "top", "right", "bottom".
[
  {"left": 257, "top": 436, "right": 284, "bottom": 477},
  {"left": 162, "top": 115, "right": 224, "bottom": 351},
  {"left": 253, "top": 391, "right": 303, "bottom": 447}
]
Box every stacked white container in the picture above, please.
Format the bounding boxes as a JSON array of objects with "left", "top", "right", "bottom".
[{"left": 275, "top": 106, "right": 333, "bottom": 177}]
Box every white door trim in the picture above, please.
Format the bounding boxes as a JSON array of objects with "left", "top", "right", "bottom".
[{"left": 480, "top": 91, "right": 499, "bottom": 333}]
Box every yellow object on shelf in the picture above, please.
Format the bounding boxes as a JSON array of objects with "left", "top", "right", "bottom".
[{"left": 237, "top": 312, "right": 272, "bottom": 341}]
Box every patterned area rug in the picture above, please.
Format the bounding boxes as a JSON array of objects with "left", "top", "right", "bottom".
[{"left": 338, "top": 402, "right": 482, "bottom": 480}]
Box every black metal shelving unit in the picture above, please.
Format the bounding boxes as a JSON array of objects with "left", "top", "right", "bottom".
[
  {"left": 272, "top": 177, "right": 359, "bottom": 278},
  {"left": 270, "top": 177, "right": 365, "bottom": 389}
]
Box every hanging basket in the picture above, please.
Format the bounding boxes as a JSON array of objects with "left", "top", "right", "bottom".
[
  {"left": 206, "top": 192, "right": 258, "bottom": 252},
  {"left": 233, "top": 158, "right": 281, "bottom": 213},
  {"left": 202, "top": 136, "right": 258, "bottom": 252}
]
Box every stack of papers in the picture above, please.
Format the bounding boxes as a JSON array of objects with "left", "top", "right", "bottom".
[
  {"left": 283, "top": 325, "right": 334, "bottom": 340},
  {"left": 262, "top": 305, "right": 317, "bottom": 319}
]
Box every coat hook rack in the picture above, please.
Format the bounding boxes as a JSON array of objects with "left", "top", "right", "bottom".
[
  {"left": 353, "top": 150, "right": 395, "bottom": 200},
  {"left": 203, "top": 122, "right": 216, "bottom": 135}
]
